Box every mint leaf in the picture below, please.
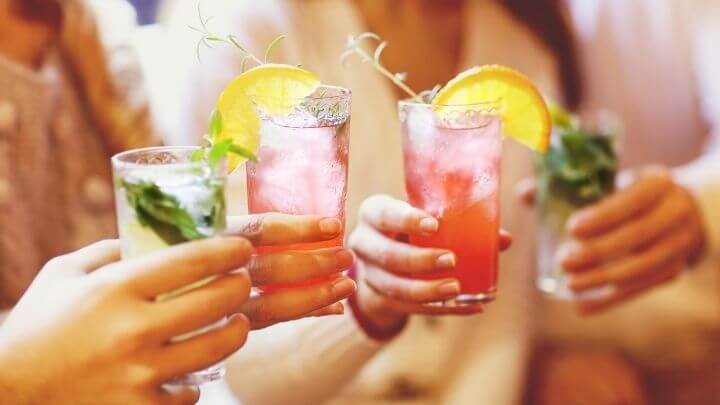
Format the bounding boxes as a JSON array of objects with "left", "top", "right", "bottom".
[
  {"left": 121, "top": 180, "right": 204, "bottom": 245},
  {"left": 228, "top": 143, "right": 258, "bottom": 162},
  {"left": 209, "top": 109, "right": 223, "bottom": 138},
  {"left": 193, "top": 108, "right": 258, "bottom": 170},
  {"left": 208, "top": 138, "right": 232, "bottom": 168},
  {"left": 191, "top": 148, "right": 205, "bottom": 162},
  {"left": 536, "top": 110, "right": 617, "bottom": 206}
]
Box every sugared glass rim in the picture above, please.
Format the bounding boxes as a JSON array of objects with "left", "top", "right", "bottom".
[
  {"left": 111, "top": 146, "right": 205, "bottom": 170},
  {"left": 398, "top": 98, "right": 499, "bottom": 112},
  {"left": 252, "top": 84, "right": 352, "bottom": 103}
]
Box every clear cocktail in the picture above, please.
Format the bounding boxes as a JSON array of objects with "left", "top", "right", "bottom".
[
  {"left": 400, "top": 101, "right": 502, "bottom": 304},
  {"left": 112, "top": 146, "right": 226, "bottom": 385},
  {"left": 247, "top": 86, "right": 351, "bottom": 290},
  {"left": 535, "top": 110, "right": 618, "bottom": 299}
]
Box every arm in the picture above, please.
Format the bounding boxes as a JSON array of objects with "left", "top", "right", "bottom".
[
  {"left": 0, "top": 46, "right": 57, "bottom": 307},
  {"left": 674, "top": 1, "right": 720, "bottom": 263},
  {"left": 62, "top": 0, "right": 159, "bottom": 152},
  {"left": 224, "top": 313, "right": 383, "bottom": 405}
]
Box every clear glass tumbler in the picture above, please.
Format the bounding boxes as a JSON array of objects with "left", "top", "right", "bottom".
[
  {"left": 246, "top": 85, "right": 351, "bottom": 291},
  {"left": 535, "top": 113, "right": 619, "bottom": 300},
  {"left": 399, "top": 100, "right": 502, "bottom": 305},
  {"left": 112, "top": 146, "right": 227, "bottom": 385}
]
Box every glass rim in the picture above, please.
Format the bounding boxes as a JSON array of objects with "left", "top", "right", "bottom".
[
  {"left": 398, "top": 98, "right": 500, "bottom": 111},
  {"left": 252, "top": 84, "right": 352, "bottom": 103},
  {"left": 111, "top": 146, "right": 205, "bottom": 170}
]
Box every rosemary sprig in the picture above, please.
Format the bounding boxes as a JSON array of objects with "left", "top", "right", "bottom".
[
  {"left": 190, "top": 0, "right": 286, "bottom": 72},
  {"left": 340, "top": 32, "right": 425, "bottom": 104}
]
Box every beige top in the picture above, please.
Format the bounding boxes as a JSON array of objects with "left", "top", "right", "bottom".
[
  {"left": 0, "top": 0, "right": 157, "bottom": 307},
  {"left": 161, "top": 0, "right": 720, "bottom": 404}
]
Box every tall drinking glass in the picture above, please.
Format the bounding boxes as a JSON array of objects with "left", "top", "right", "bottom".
[
  {"left": 535, "top": 113, "right": 619, "bottom": 300},
  {"left": 246, "top": 86, "right": 351, "bottom": 290},
  {"left": 399, "top": 101, "right": 502, "bottom": 305},
  {"left": 112, "top": 146, "right": 227, "bottom": 385}
]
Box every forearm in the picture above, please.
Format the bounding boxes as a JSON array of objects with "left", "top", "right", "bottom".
[{"left": 224, "top": 312, "right": 383, "bottom": 405}]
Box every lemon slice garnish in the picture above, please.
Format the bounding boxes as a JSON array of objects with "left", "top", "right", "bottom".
[
  {"left": 432, "top": 65, "right": 551, "bottom": 152},
  {"left": 214, "top": 64, "right": 320, "bottom": 171}
]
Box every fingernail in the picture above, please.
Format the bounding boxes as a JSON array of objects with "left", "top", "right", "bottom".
[
  {"left": 436, "top": 280, "right": 460, "bottom": 297},
  {"left": 436, "top": 253, "right": 456, "bottom": 269},
  {"left": 331, "top": 277, "right": 357, "bottom": 297},
  {"left": 335, "top": 249, "right": 355, "bottom": 269},
  {"left": 419, "top": 217, "right": 439, "bottom": 233},
  {"left": 331, "top": 302, "right": 345, "bottom": 315},
  {"left": 319, "top": 218, "right": 342, "bottom": 236},
  {"left": 556, "top": 242, "right": 582, "bottom": 269}
]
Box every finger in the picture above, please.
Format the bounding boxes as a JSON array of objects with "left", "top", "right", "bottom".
[
  {"left": 62, "top": 239, "right": 121, "bottom": 273},
  {"left": 562, "top": 188, "right": 692, "bottom": 270},
  {"left": 359, "top": 194, "right": 438, "bottom": 234},
  {"left": 500, "top": 229, "right": 512, "bottom": 251},
  {"left": 153, "top": 314, "right": 249, "bottom": 382},
  {"left": 305, "top": 302, "right": 345, "bottom": 317},
  {"left": 241, "top": 276, "right": 357, "bottom": 329},
  {"left": 577, "top": 260, "right": 682, "bottom": 315},
  {"left": 514, "top": 178, "right": 536, "bottom": 206},
  {"left": 567, "top": 167, "right": 672, "bottom": 238},
  {"left": 111, "top": 237, "right": 252, "bottom": 298},
  {"left": 350, "top": 225, "right": 455, "bottom": 275},
  {"left": 226, "top": 214, "right": 342, "bottom": 246},
  {"left": 153, "top": 272, "right": 252, "bottom": 339},
  {"left": 375, "top": 293, "right": 485, "bottom": 316},
  {"left": 568, "top": 225, "right": 695, "bottom": 291},
  {"left": 158, "top": 385, "right": 200, "bottom": 405},
  {"left": 248, "top": 248, "right": 354, "bottom": 286},
  {"left": 364, "top": 263, "right": 461, "bottom": 303}
]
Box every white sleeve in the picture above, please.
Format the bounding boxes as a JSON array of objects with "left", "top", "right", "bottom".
[
  {"left": 223, "top": 312, "right": 382, "bottom": 405},
  {"left": 675, "top": 0, "right": 720, "bottom": 264}
]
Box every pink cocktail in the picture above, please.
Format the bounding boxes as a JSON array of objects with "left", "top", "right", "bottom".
[
  {"left": 247, "top": 86, "right": 351, "bottom": 290},
  {"left": 399, "top": 101, "right": 502, "bottom": 304}
]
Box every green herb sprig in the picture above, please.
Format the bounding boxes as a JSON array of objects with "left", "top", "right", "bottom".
[
  {"left": 191, "top": 109, "right": 258, "bottom": 169},
  {"left": 340, "top": 33, "right": 428, "bottom": 103},
  {"left": 121, "top": 180, "right": 204, "bottom": 245},
  {"left": 537, "top": 104, "right": 618, "bottom": 206},
  {"left": 190, "top": 0, "right": 286, "bottom": 72}
]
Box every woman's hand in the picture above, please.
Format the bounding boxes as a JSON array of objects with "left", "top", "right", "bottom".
[
  {"left": 0, "top": 0, "right": 61, "bottom": 68},
  {"left": 562, "top": 167, "right": 706, "bottom": 313},
  {"left": 0, "top": 238, "right": 253, "bottom": 405},
  {"left": 348, "top": 195, "right": 511, "bottom": 335},
  {"left": 226, "top": 214, "right": 357, "bottom": 330}
]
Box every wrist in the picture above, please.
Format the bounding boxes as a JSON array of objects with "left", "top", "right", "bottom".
[{"left": 347, "top": 265, "right": 408, "bottom": 341}]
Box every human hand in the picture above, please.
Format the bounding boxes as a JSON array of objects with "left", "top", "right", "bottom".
[
  {"left": 0, "top": 0, "right": 61, "bottom": 68},
  {"left": 348, "top": 195, "right": 511, "bottom": 335},
  {"left": 0, "top": 238, "right": 253, "bottom": 404},
  {"left": 226, "top": 214, "right": 356, "bottom": 330},
  {"left": 561, "top": 167, "right": 706, "bottom": 314}
]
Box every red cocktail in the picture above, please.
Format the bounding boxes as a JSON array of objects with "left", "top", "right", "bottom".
[
  {"left": 247, "top": 86, "right": 351, "bottom": 290},
  {"left": 400, "top": 101, "right": 501, "bottom": 304}
]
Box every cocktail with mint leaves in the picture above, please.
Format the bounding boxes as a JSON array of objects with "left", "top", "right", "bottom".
[
  {"left": 112, "top": 146, "right": 227, "bottom": 385},
  {"left": 535, "top": 106, "right": 619, "bottom": 299}
]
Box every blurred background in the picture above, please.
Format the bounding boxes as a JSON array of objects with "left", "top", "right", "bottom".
[{"left": 1, "top": 1, "right": 719, "bottom": 404}]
